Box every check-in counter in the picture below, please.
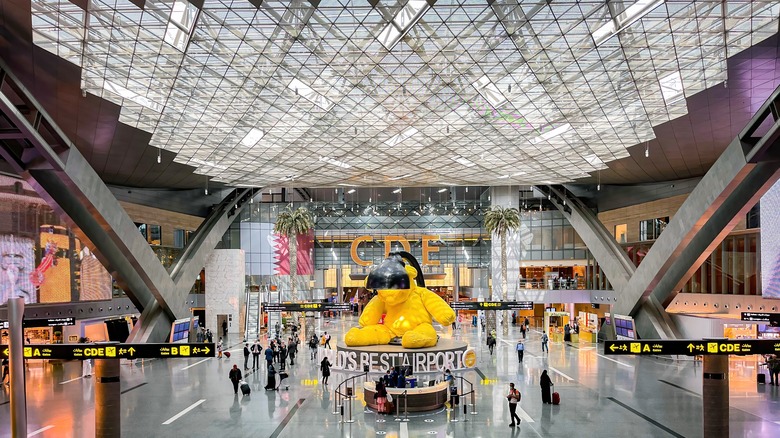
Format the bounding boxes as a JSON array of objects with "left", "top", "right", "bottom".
[
  {"left": 364, "top": 381, "right": 450, "bottom": 412},
  {"left": 579, "top": 330, "right": 597, "bottom": 343}
]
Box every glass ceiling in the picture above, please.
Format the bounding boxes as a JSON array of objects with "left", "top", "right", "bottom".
[{"left": 30, "top": 0, "right": 780, "bottom": 187}]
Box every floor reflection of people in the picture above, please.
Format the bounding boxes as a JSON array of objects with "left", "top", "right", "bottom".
[{"left": 230, "top": 394, "right": 242, "bottom": 420}]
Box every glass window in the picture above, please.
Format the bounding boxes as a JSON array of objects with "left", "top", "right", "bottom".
[
  {"left": 174, "top": 229, "right": 186, "bottom": 248},
  {"left": 614, "top": 224, "right": 627, "bottom": 243},
  {"left": 136, "top": 223, "right": 147, "bottom": 241},
  {"left": 149, "top": 224, "right": 162, "bottom": 246},
  {"left": 639, "top": 217, "right": 668, "bottom": 241}
]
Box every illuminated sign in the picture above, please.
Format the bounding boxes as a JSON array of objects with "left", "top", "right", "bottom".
[
  {"left": 24, "top": 317, "right": 76, "bottom": 327},
  {"left": 350, "top": 235, "right": 441, "bottom": 266},
  {"left": 450, "top": 301, "right": 534, "bottom": 311},
  {"left": 0, "top": 343, "right": 214, "bottom": 360},
  {"left": 741, "top": 312, "right": 780, "bottom": 325},
  {"left": 604, "top": 339, "right": 780, "bottom": 356},
  {"left": 262, "top": 303, "right": 352, "bottom": 312}
]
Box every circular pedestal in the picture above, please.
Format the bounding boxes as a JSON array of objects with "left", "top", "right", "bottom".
[
  {"left": 324, "top": 339, "right": 474, "bottom": 373},
  {"left": 364, "top": 381, "right": 449, "bottom": 412}
]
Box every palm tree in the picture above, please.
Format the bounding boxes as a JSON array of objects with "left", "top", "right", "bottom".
[
  {"left": 274, "top": 206, "right": 314, "bottom": 302},
  {"left": 484, "top": 205, "right": 520, "bottom": 335}
]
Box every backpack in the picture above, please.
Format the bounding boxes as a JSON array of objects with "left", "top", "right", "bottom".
[{"left": 542, "top": 334, "right": 549, "bottom": 343}]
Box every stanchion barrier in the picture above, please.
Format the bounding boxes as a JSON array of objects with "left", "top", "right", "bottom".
[
  {"left": 345, "top": 396, "right": 355, "bottom": 423},
  {"left": 403, "top": 391, "right": 409, "bottom": 422}
]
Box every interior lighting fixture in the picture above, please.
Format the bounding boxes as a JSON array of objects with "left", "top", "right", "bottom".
[
  {"left": 592, "top": 0, "right": 665, "bottom": 47},
  {"left": 164, "top": 0, "right": 199, "bottom": 51},
  {"left": 597, "top": 170, "right": 601, "bottom": 191},
  {"left": 531, "top": 123, "right": 571, "bottom": 144},
  {"left": 438, "top": 188, "right": 447, "bottom": 193},
  {"left": 287, "top": 78, "right": 334, "bottom": 110},
  {"left": 190, "top": 157, "right": 228, "bottom": 170},
  {"left": 347, "top": 188, "right": 356, "bottom": 194},
  {"left": 241, "top": 128, "right": 265, "bottom": 147},
  {"left": 157, "top": 148, "right": 161, "bottom": 164},
  {"left": 390, "top": 173, "right": 413, "bottom": 181},
  {"left": 392, "top": 188, "right": 402, "bottom": 194},
  {"left": 472, "top": 75, "right": 507, "bottom": 107},
  {"left": 385, "top": 127, "right": 419, "bottom": 147},
  {"left": 318, "top": 156, "right": 351, "bottom": 168},
  {"left": 377, "top": 0, "right": 432, "bottom": 50},
  {"left": 645, "top": 141, "right": 650, "bottom": 158},
  {"left": 204, "top": 178, "right": 209, "bottom": 196}
]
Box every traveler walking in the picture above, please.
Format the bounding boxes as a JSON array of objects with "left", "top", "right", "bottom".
[
  {"left": 521, "top": 324, "right": 526, "bottom": 339},
  {"left": 288, "top": 338, "right": 297, "bottom": 366},
  {"left": 769, "top": 355, "right": 780, "bottom": 386},
  {"left": 375, "top": 380, "right": 388, "bottom": 414},
  {"left": 206, "top": 329, "right": 213, "bottom": 343},
  {"left": 540, "top": 370, "right": 553, "bottom": 404},
  {"left": 321, "top": 356, "right": 333, "bottom": 385},
  {"left": 217, "top": 338, "right": 223, "bottom": 359},
  {"left": 309, "top": 334, "right": 318, "bottom": 359},
  {"left": 243, "top": 344, "right": 251, "bottom": 370},
  {"left": 516, "top": 340, "right": 525, "bottom": 363},
  {"left": 251, "top": 340, "right": 261, "bottom": 370},
  {"left": 487, "top": 334, "right": 496, "bottom": 355},
  {"left": 279, "top": 343, "right": 288, "bottom": 372},
  {"left": 1, "top": 358, "right": 8, "bottom": 385},
  {"left": 563, "top": 323, "right": 571, "bottom": 342},
  {"left": 229, "top": 364, "right": 242, "bottom": 394},
  {"left": 506, "top": 383, "right": 522, "bottom": 427},
  {"left": 325, "top": 332, "right": 332, "bottom": 349},
  {"left": 524, "top": 317, "right": 529, "bottom": 329}
]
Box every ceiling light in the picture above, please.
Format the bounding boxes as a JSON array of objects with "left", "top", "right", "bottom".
[
  {"left": 385, "top": 127, "right": 419, "bottom": 147},
  {"left": 288, "top": 78, "right": 333, "bottom": 110},
  {"left": 592, "top": 0, "right": 665, "bottom": 47},
  {"left": 497, "top": 174, "right": 511, "bottom": 179},
  {"left": 472, "top": 75, "right": 507, "bottom": 107},
  {"left": 531, "top": 123, "right": 571, "bottom": 144},
  {"left": 438, "top": 188, "right": 447, "bottom": 193},
  {"left": 377, "top": 0, "right": 432, "bottom": 50},
  {"left": 241, "top": 128, "right": 265, "bottom": 147},
  {"left": 347, "top": 189, "right": 356, "bottom": 194},
  {"left": 190, "top": 157, "right": 228, "bottom": 170},
  {"left": 392, "top": 188, "right": 402, "bottom": 194},
  {"left": 389, "top": 173, "right": 413, "bottom": 181},
  {"left": 319, "top": 156, "right": 351, "bottom": 168}
]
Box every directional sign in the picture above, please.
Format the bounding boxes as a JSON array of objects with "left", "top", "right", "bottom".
[
  {"left": 24, "top": 317, "right": 76, "bottom": 327},
  {"left": 450, "top": 301, "right": 534, "bottom": 311},
  {"left": 741, "top": 312, "right": 780, "bottom": 325},
  {"left": 263, "top": 302, "right": 352, "bottom": 312},
  {"left": 0, "top": 343, "right": 214, "bottom": 360},
  {"left": 605, "top": 339, "right": 780, "bottom": 356}
]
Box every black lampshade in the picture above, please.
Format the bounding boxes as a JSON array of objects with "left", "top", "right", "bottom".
[{"left": 366, "top": 254, "right": 410, "bottom": 290}]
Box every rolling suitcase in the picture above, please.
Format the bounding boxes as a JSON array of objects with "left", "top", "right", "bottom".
[
  {"left": 240, "top": 381, "right": 251, "bottom": 396},
  {"left": 552, "top": 392, "right": 560, "bottom": 405},
  {"left": 758, "top": 373, "right": 766, "bottom": 384},
  {"left": 224, "top": 351, "right": 231, "bottom": 359}
]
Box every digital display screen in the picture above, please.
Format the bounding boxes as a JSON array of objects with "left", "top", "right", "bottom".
[
  {"left": 172, "top": 321, "right": 190, "bottom": 342},
  {"left": 761, "top": 180, "right": 780, "bottom": 299},
  {"left": 614, "top": 317, "right": 635, "bottom": 339}
]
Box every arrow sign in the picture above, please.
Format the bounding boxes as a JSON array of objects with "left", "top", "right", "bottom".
[
  {"left": 0, "top": 343, "right": 214, "bottom": 360},
  {"left": 687, "top": 344, "right": 695, "bottom": 353},
  {"left": 127, "top": 347, "right": 136, "bottom": 356},
  {"left": 606, "top": 339, "right": 780, "bottom": 356},
  {"left": 609, "top": 344, "right": 617, "bottom": 352},
  {"left": 202, "top": 347, "right": 210, "bottom": 355}
]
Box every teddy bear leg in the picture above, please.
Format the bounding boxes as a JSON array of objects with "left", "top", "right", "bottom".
[
  {"left": 345, "top": 324, "right": 395, "bottom": 347},
  {"left": 401, "top": 323, "right": 438, "bottom": 349}
]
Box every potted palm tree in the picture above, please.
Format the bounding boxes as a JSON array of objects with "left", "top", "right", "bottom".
[
  {"left": 484, "top": 205, "right": 520, "bottom": 335},
  {"left": 274, "top": 206, "right": 314, "bottom": 303}
]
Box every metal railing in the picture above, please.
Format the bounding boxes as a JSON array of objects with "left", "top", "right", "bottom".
[{"left": 333, "top": 371, "right": 369, "bottom": 423}]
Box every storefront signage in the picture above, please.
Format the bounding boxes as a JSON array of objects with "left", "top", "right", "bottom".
[
  {"left": 262, "top": 302, "right": 352, "bottom": 312},
  {"left": 24, "top": 317, "right": 76, "bottom": 327},
  {"left": 350, "top": 235, "right": 441, "bottom": 266},
  {"left": 450, "top": 301, "right": 534, "bottom": 311},
  {"left": 741, "top": 312, "right": 780, "bottom": 325},
  {"left": 604, "top": 339, "right": 780, "bottom": 356},
  {"left": 0, "top": 343, "right": 214, "bottom": 359},
  {"left": 317, "top": 346, "right": 476, "bottom": 373}
]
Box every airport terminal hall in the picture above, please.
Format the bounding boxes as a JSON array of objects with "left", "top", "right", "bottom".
[{"left": 4, "top": 0, "right": 780, "bottom": 437}]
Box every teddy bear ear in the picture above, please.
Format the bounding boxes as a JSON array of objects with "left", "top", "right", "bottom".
[{"left": 404, "top": 264, "right": 418, "bottom": 280}]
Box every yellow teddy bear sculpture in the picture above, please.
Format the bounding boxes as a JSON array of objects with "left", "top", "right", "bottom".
[{"left": 345, "top": 264, "right": 456, "bottom": 349}]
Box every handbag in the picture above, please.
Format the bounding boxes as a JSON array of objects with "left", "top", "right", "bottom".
[{"left": 386, "top": 393, "right": 393, "bottom": 403}]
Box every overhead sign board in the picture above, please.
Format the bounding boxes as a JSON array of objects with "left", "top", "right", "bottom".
[
  {"left": 605, "top": 339, "right": 780, "bottom": 356},
  {"left": 24, "top": 317, "right": 76, "bottom": 327},
  {"left": 741, "top": 312, "right": 780, "bottom": 325},
  {"left": 450, "top": 301, "right": 534, "bottom": 311},
  {"left": 263, "top": 302, "right": 351, "bottom": 312},
  {"left": 0, "top": 343, "right": 214, "bottom": 360}
]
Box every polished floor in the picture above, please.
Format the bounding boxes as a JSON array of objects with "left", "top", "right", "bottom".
[{"left": 2, "top": 316, "right": 780, "bottom": 437}]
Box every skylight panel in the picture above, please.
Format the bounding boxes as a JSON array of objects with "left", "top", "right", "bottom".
[
  {"left": 384, "top": 127, "right": 419, "bottom": 147},
  {"left": 659, "top": 71, "right": 684, "bottom": 103},
  {"left": 378, "top": 0, "right": 433, "bottom": 50},
  {"left": 531, "top": 123, "right": 571, "bottom": 144},
  {"left": 452, "top": 155, "right": 476, "bottom": 167},
  {"left": 592, "top": 0, "right": 665, "bottom": 46},
  {"left": 472, "top": 75, "right": 507, "bottom": 107},
  {"left": 241, "top": 128, "right": 265, "bottom": 147},
  {"left": 102, "top": 81, "right": 163, "bottom": 113},
  {"left": 319, "top": 156, "right": 352, "bottom": 168},
  {"left": 288, "top": 78, "right": 334, "bottom": 110},
  {"left": 164, "top": 0, "right": 199, "bottom": 51}
]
